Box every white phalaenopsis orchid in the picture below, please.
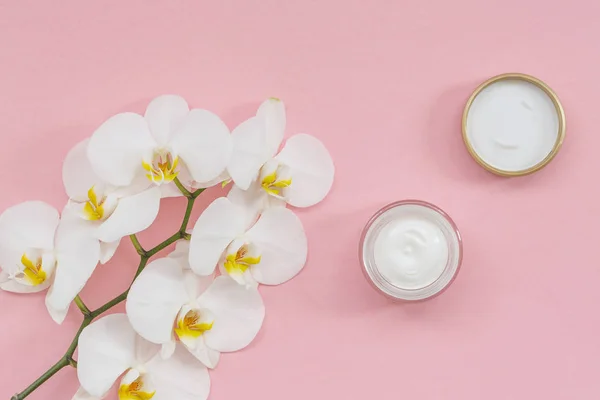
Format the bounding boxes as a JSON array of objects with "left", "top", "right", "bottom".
[
  {"left": 189, "top": 197, "right": 308, "bottom": 286},
  {"left": 5, "top": 95, "right": 335, "bottom": 400},
  {"left": 227, "top": 98, "right": 334, "bottom": 216},
  {"left": 0, "top": 201, "right": 99, "bottom": 323},
  {"left": 76, "top": 313, "right": 210, "bottom": 400},
  {"left": 63, "top": 139, "right": 161, "bottom": 261},
  {"left": 87, "top": 95, "right": 232, "bottom": 197},
  {"left": 126, "top": 241, "right": 265, "bottom": 369}
]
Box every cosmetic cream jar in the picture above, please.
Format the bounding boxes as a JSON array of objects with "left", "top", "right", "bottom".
[
  {"left": 462, "top": 73, "right": 565, "bottom": 176},
  {"left": 360, "top": 200, "right": 462, "bottom": 301}
]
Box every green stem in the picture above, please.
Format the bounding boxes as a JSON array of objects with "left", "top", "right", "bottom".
[
  {"left": 130, "top": 234, "right": 146, "bottom": 256},
  {"left": 12, "top": 183, "right": 203, "bottom": 400},
  {"left": 73, "top": 295, "right": 90, "bottom": 316},
  {"left": 179, "top": 196, "right": 196, "bottom": 233},
  {"left": 65, "top": 317, "right": 93, "bottom": 359},
  {"left": 146, "top": 232, "right": 184, "bottom": 258},
  {"left": 90, "top": 287, "right": 131, "bottom": 318},
  {"left": 173, "top": 177, "right": 192, "bottom": 198},
  {"left": 191, "top": 187, "right": 205, "bottom": 198},
  {"left": 11, "top": 358, "right": 70, "bottom": 400},
  {"left": 12, "top": 315, "right": 94, "bottom": 400}
]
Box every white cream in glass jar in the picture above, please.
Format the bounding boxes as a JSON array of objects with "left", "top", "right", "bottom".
[{"left": 360, "top": 200, "right": 462, "bottom": 301}]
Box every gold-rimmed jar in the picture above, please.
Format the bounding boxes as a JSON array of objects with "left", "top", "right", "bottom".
[{"left": 462, "top": 73, "right": 566, "bottom": 177}]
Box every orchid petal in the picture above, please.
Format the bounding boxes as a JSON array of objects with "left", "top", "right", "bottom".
[
  {"left": 0, "top": 201, "right": 59, "bottom": 260},
  {"left": 72, "top": 387, "right": 102, "bottom": 400},
  {"left": 87, "top": 112, "right": 156, "bottom": 187},
  {"left": 257, "top": 98, "right": 286, "bottom": 157},
  {"left": 184, "top": 270, "right": 214, "bottom": 301},
  {"left": 60, "top": 201, "right": 98, "bottom": 238},
  {"left": 227, "top": 183, "right": 264, "bottom": 216},
  {"left": 99, "top": 239, "right": 120, "bottom": 264},
  {"left": 0, "top": 246, "right": 19, "bottom": 281},
  {"left": 189, "top": 198, "right": 248, "bottom": 276},
  {"left": 77, "top": 314, "right": 142, "bottom": 397},
  {"left": 161, "top": 340, "right": 177, "bottom": 360},
  {"left": 126, "top": 258, "right": 188, "bottom": 345},
  {"left": 96, "top": 187, "right": 161, "bottom": 243},
  {"left": 182, "top": 337, "right": 220, "bottom": 369},
  {"left": 227, "top": 116, "right": 268, "bottom": 190},
  {"left": 146, "top": 345, "right": 211, "bottom": 400},
  {"left": 46, "top": 305, "right": 70, "bottom": 326},
  {"left": 111, "top": 173, "right": 154, "bottom": 198},
  {"left": 144, "top": 95, "right": 190, "bottom": 146},
  {"left": 170, "top": 109, "right": 232, "bottom": 184},
  {"left": 246, "top": 207, "right": 308, "bottom": 285},
  {"left": 159, "top": 183, "right": 185, "bottom": 198},
  {"left": 168, "top": 240, "right": 192, "bottom": 270},
  {"left": 0, "top": 202, "right": 59, "bottom": 294},
  {"left": 192, "top": 170, "right": 231, "bottom": 189},
  {"left": 63, "top": 139, "right": 105, "bottom": 202},
  {"left": 199, "top": 276, "right": 265, "bottom": 352},
  {"left": 135, "top": 332, "right": 163, "bottom": 365},
  {"left": 219, "top": 263, "right": 258, "bottom": 288},
  {"left": 168, "top": 241, "right": 214, "bottom": 298},
  {"left": 0, "top": 270, "right": 52, "bottom": 293},
  {"left": 275, "top": 134, "right": 334, "bottom": 207},
  {"left": 158, "top": 162, "right": 198, "bottom": 198},
  {"left": 46, "top": 219, "right": 100, "bottom": 324},
  {"left": 227, "top": 183, "right": 284, "bottom": 226}
]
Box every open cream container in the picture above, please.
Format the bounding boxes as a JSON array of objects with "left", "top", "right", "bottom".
[
  {"left": 462, "top": 73, "right": 565, "bottom": 176},
  {"left": 360, "top": 200, "right": 462, "bottom": 301}
]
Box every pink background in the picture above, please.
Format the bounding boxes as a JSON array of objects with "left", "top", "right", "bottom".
[{"left": 1, "top": 1, "right": 599, "bottom": 399}]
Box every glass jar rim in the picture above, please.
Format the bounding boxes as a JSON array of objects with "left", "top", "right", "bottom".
[{"left": 359, "top": 200, "right": 463, "bottom": 301}]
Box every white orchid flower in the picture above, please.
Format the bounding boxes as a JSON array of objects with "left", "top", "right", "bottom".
[
  {"left": 72, "top": 387, "right": 101, "bottom": 400},
  {"left": 126, "top": 241, "right": 264, "bottom": 369},
  {"left": 87, "top": 95, "right": 232, "bottom": 199},
  {"left": 0, "top": 201, "right": 99, "bottom": 323},
  {"left": 63, "top": 139, "right": 161, "bottom": 262},
  {"left": 188, "top": 197, "right": 307, "bottom": 286},
  {"left": 76, "top": 313, "right": 210, "bottom": 400},
  {"left": 227, "top": 98, "right": 334, "bottom": 216}
]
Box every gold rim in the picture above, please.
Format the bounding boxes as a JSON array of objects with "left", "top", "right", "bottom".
[{"left": 461, "top": 73, "right": 566, "bottom": 177}]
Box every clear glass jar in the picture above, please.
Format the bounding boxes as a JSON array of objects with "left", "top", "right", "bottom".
[{"left": 360, "top": 200, "right": 463, "bottom": 301}]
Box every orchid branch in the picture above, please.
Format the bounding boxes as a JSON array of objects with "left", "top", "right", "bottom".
[
  {"left": 129, "top": 234, "right": 146, "bottom": 256},
  {"left": 11, "top": 189, "right": 201, "bottom": 400},
  {"left": 73, "top": 295, "right": 90, "bottom": 316},
  {"left": 173, "top": 176, "right": 192, "bottom": 198}
]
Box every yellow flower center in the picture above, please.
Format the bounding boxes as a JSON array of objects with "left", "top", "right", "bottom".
[
  {"left": 83, "top": 186, "right": 106, "bottom": 221},
  {"left": 223, "top": 244, "right": 261, "bottom": 275},
  {"left": 142, "top": 151, "right": 179, "bottom": 184},
  {"left": 20, "top": 253, "right": 47, "bottom": 286},
  {"left": 175, "top": 309, "right": 214, "bottom": 339},
  {"left": 118, "top": 375, "right": 155, "bottom": 400},
  {"left": 261, "top": 170, "right": 291, "bottom": 197}
]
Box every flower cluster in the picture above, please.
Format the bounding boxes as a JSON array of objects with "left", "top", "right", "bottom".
[{"left": 1, "top": 96, "right": 334, "bottom": 400}]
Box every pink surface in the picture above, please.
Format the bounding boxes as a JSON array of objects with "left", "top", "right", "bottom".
[{"left": 1, "top": 1, "right": 599, "bottom": 399}]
